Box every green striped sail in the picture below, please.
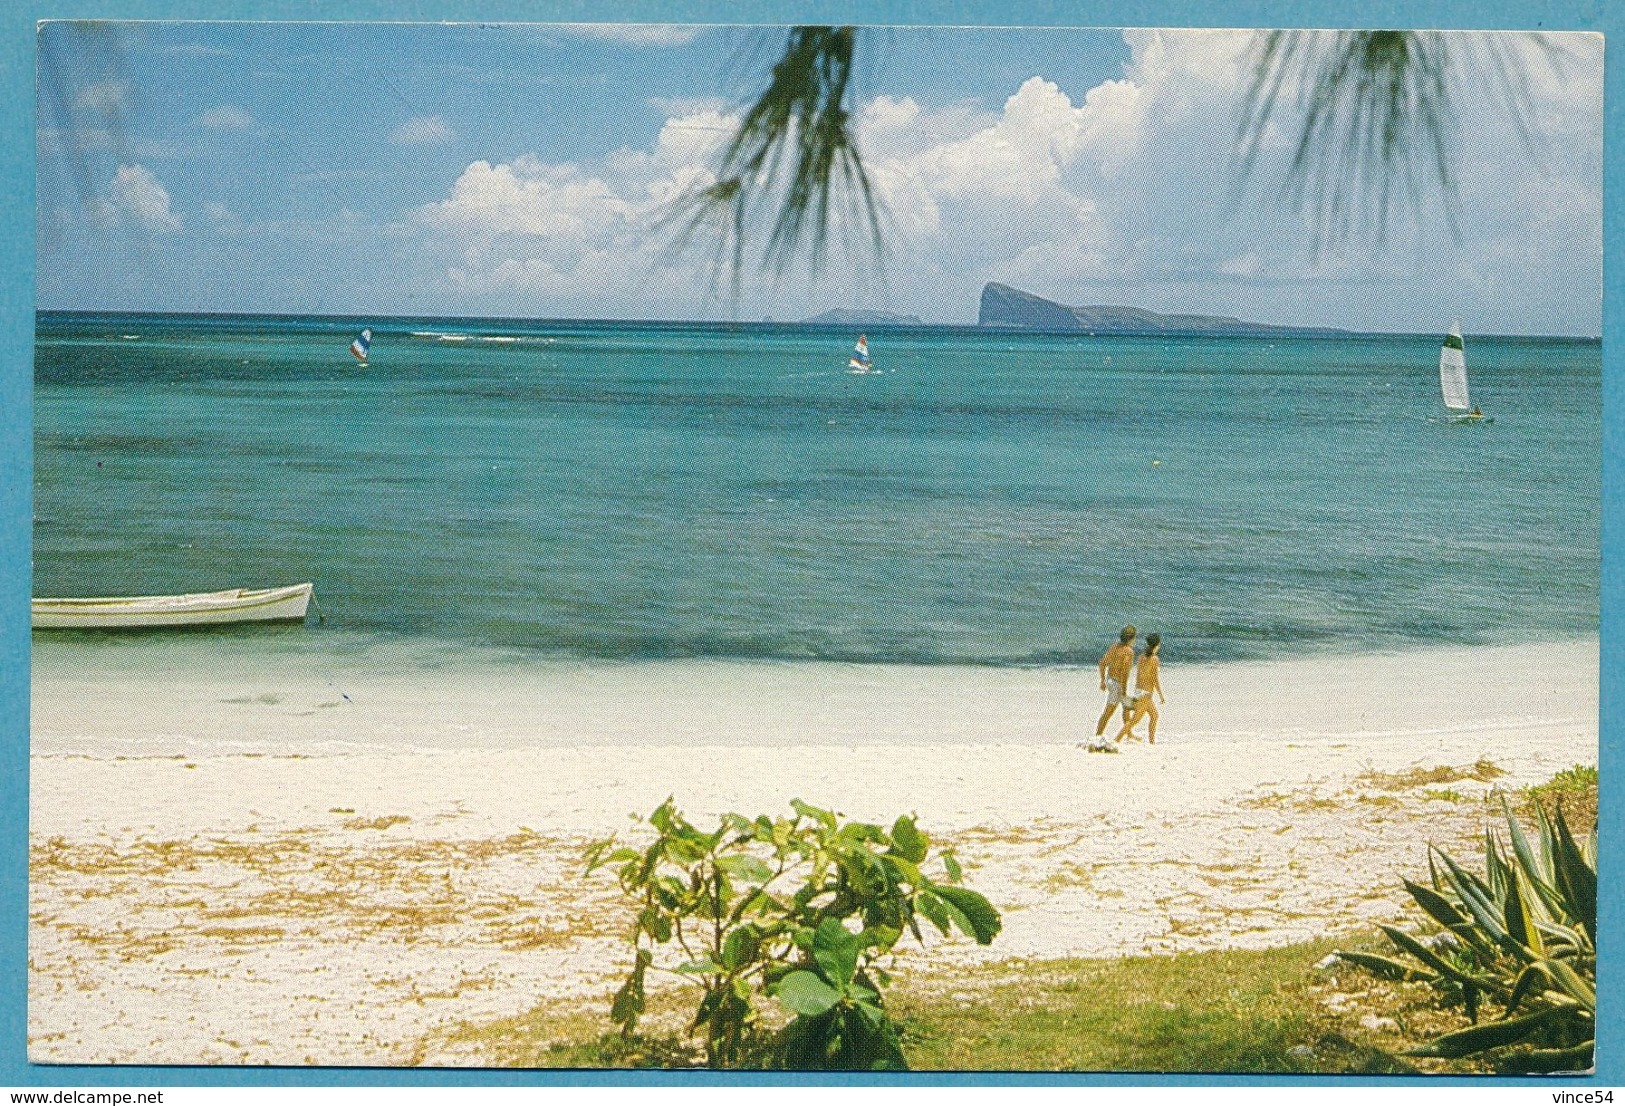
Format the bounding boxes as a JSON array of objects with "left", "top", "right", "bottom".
[{"left": 1440, "top": 320, "right": 1470, "bottom": 411}]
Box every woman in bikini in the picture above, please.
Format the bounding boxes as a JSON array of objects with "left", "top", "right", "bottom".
[{"left": 1116, "top": 633, "right": 1164, "bottom": 744}]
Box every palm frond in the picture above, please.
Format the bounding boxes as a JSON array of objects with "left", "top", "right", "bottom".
[
  {"left": 1236, "top": 29, "right": 1553, "bottom": 252},
  {"left": 665, "top": 27, "right": 885, "bottom": 298},
  {"left": 1236, "top": 30, "right": 1459, "bottom": 249}
]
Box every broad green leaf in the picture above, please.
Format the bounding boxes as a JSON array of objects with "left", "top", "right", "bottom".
[
  {"left": 791, "top": 798, "right": 837, "bottom": 831},
  {"left": 836, "top": 820, "right": 886, "bottom": 846},
  {"left": 665, "top": 834, "right": 710, "bottom": 865},
  {"left": 648, "top": 798, "right": 678, "bottom": 833},
  {"left": 942, "top": 849, "right": 963, "bottom": 884},
  {"left": 653, "top": 874, "right": 688, "bottom": 910},
  {"left": 675, "top": 956, "right": 721, "bottom": 975},
  {"left": 691, "top": 985, "right": 721, "bottom": 1032},
  {"left": 728, "top": 886, "right": 770, "bottom": 926},
  {"left": 716, "top": 854, "right": 774, "bottom": 883},
  {"left": 583, "top": 836, "right": 616, "bottom": 870},
  {"left": 865, "top": 924, "right": 902, "bottom": 955},
  {"left": 649, "top": 910, "right": 672, "bottom": 943},
  {"left": 811, "top": 917, "right": 863, "bottom": 986},
  {"left": 721, "top": 925, "right": 760, "bottom": 972},
  {"left": 889, "top": 816, "right": 927, "bottom": 863},
  {"left": 931, "top": 884, "right": 1002, "bottom": 944},
  {"left": 877, "top": 853, "right": 923, "bottom": 889},
  {"left": 916, "top": 891, "right": 951, "bottom": 936},
  {"left": 637, "top": 839, "right": 664, "bottom": 884},
  {"left": 836, "top": 848, "right": 886, "bottom": 897},
  {"left": 774, "top": 969, "right": 842, "bottom": 1016}
]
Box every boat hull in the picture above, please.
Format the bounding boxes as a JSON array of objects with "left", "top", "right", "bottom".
[{"left": 32, "top": 583, "right": 314, "bottom": 630}]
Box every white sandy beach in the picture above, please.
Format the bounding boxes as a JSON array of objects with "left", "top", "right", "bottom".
[{"left": 28, "top": 641, "right": 1598, "bottom": 1066}]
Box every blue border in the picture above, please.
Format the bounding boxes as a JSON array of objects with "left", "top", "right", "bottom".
[{"left": 2, "top": 0, "right": 1616, "bottom": 1089}]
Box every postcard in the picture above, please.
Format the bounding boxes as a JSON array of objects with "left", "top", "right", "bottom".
[{"left": 25, "top": 20, "right": 1602, "bottom": 1076}]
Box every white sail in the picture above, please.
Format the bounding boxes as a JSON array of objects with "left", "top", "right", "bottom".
[{"left": 1439, "top": 320, "right": 1469, "bottom": 412}]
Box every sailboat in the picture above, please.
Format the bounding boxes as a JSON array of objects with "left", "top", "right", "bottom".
[
  {"left": 846, "top": 334, "right": 876, "bottom": 374},
  {"left": 350, "top": 328, "right": 373, "bottom": 364},
  {"left": 1439, "top": 320, "right": 1491, "bottom": 424}
]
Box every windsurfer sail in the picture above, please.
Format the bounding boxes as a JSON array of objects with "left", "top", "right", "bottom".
[
  {"left": 350, "top": 328, "right": 373, "bottom": 364},
  {"left": 847, "top": 335, "right": 874, "bottom": 373}
]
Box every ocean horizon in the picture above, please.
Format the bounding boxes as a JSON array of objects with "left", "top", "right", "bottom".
[
  {"left": 35, "top": 308, "right": 1605, "bottom": 342},
  {"left": 33, "top": 310, "right": 1601, "bottom": 672}
]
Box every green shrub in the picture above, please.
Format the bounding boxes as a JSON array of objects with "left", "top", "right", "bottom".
[
  {"left": 586, "top": 798, "right": 1000, "bottom": 1069},
  {"left": 1338, "top": 799, "right": 1594, "bottom": 1073}
]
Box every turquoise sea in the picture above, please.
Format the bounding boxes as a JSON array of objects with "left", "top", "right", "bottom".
[{"left": 32, "top": 313, "right": 1601, "bottom": 671}]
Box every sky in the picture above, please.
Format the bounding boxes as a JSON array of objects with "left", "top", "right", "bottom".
[{"left": 34, "top": 22, "right": 1604, "bottom": 335}]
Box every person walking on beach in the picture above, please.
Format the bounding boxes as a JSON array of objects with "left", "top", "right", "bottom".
[
  {"left": 1116, "top": 633, "right": 1165, "bottom": 744},
  {"left": 1090, "top": 625, "right": 1138, "bottom": 749}
]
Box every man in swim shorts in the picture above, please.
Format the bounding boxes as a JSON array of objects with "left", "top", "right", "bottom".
[{"left": 1091, "top": 625, "right": 1138, "bottom": 747}]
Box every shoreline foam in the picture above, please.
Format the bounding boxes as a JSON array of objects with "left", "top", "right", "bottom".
[{"left": 30, "top": 638, "right": 1598, "bottom": 757}]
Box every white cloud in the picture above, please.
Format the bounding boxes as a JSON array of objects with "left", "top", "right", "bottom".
[
  {"left": 198, "top": 105, "right": 255, "bottom": 130},
  {"left": 417, "top": 157, "right": 637, "bottom": 240},
  {"left": 391, "top": 115, "right": 455, "bottom": 145},
  {"left": 1218, "top": 252, "right": 1263, "bottom": 278},
  {"left": 555, "top": 24, "right": 702, "bottom": 47},
  {"left": 203, "top": 201, "right": 242, "bottom": 234},
  {"left": 651, "top": 109, "right": 735, "bottom": 169},
  {"left": 648, "top": 96, "right": 727, "bottom": 118},
  {"left": 404, "top": 28, "right": 1599, "bottom": 331},
  {"left": 74, "top": 79, "right": 132, "bottom": 114},
  {"left": 108, "top": 164, "right": 181, "bottom": 233}
]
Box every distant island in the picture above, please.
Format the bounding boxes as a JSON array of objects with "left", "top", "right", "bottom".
[
  {"left": 802, "top": 308, "right": 924, "bottom": 326},
  {"left": 977, "top": 282, "right": 1350, "bottom": 337}
]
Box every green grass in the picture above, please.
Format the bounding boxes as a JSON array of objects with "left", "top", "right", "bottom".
[
  {"left": 1518, "top": 763, "right": 1597, "bottom": 832},
  {"left": 887, "top": 942, "right": 1417, "bottom": 1073},
  {"left": 424, "top": 938, "right": 1447, "bottom": 1072}
]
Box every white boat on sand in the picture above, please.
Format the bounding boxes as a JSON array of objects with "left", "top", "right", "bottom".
[{"left": 32, "top": 583, "right": 315, "bottom": 630}]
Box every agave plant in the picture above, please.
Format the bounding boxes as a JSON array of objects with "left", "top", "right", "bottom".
[{"left": 1338, "top": 798, "right": 1595, "bottom": 1073}]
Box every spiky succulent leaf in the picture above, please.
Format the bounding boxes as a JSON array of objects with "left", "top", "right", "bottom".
[
  {"left": 1408, "top": 1008, "right": 1562, "bottom": 1057},
  {"left": 1336, "top": 950, "right": 1432, "bottom": 981}
]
